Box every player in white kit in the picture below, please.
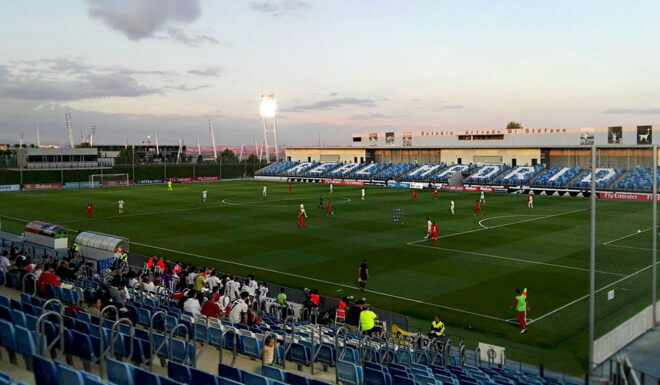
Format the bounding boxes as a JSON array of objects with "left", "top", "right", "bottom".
[
  {"left": 450, "top": 200, "right": 455, "bottom": 215},
  {"left": 300, "top": 202, "right": 308, "bottom": 217},
  {"left": 425, "top": 217, "right": 432, "bottom": 238},
  {"left": 202, "top": 190, "right": 207, "bottom": 203},
  {"left": 361, "top": 188, "right": 365, "bottom": 200},
  {"left": 480, "top": 191, "right": 485, "bottom": 203},
  {"left": 527, "top": 194, "right": 534, "bottom": 209},
  {"left": 329, "top": 184, "right": 334, "bottom": 193},
  {"left": 118, "top": 199, "right": 124, "bottom": 214},
  {"left": 262, "top": 186, "right": 267, "bottom": 198}
]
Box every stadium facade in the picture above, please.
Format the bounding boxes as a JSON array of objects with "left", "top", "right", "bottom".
[{"left": 285, "top": 125, "right": 657, "bottom": 168}]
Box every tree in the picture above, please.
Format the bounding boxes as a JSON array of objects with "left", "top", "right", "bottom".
[
  {"left": 115, "top": 147, "right": 134, "bottom": 164},
  {"left": 246, "top": 154, "right": 260, "bottom": 164},
  {"left": 75, "top": 142, "right": 92, "bottom": 148},
  {"left": 218, "top": 149, "right": 238, "bottom": 164},
  {"left": 506, "top": 121, "right": 523, "bottom": 129}
]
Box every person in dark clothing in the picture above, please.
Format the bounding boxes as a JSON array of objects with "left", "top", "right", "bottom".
[
  {"left": 358, "top": 259, "right": 368, "bottom": 291},
  {"left": 345, "top": 298, "right": 364, "bottom": 333}
]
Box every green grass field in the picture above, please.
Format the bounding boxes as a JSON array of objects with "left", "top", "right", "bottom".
[{"left": 1, "top": 180, "right": 657, "bottom": 375}]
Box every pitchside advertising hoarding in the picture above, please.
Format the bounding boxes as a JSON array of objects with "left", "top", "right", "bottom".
[
  {"left": 166, "top": 176, "right": 221, "bottom": 183},
  {"left": 0, "top": 184, "right": 20, "bottom": 192},
  {"left": 22, "top": 183, "right": 62, "bottom": 190},
  {"left": 322, "top": 179, "right": 364, "bottom": 186},
  {"left": 599, "top": 192, "right": 660, "bottom": 201}
]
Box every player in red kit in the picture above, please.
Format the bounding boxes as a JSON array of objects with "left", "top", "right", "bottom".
[
  {"left": 87, "top": 202, "right": 93, "bottom": 217},
  {"left": 298, "top": 212, "right": 306, "bottom": 229},
  {"left": 326, "top": 200, "right": 333, "bottom": 215},
  {"left": 430, "top": 221, "right": 438, "bottom": 245},
  {"left": 288, "top": 183, "right": 293, "bottom": 194},
  {"left": 473, "top": 199, "right": 483, "bottom": 216},
  {"left": 412, "top": 190, "right": 417, "bottom": 201},
  {"left": 433, "top": 188, "right": 438, "bottom": 199}
]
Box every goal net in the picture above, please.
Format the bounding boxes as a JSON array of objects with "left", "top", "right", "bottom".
[{"left": 90, "top": 173, "right": 130, "bottom": 188}]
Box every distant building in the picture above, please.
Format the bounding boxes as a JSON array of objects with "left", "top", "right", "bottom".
[{"left": 16, "top": 147, "right": 100, "bottom": 169}]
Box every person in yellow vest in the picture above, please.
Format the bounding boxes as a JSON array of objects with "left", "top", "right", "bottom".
[
  {"left": 359, "top": 304, "right": 382, "bottom": 337},
  {"left": 430, "top": 316, "right": 445, "bottom": 339},
  {"left": 512, "top": 288, "right": 529, "bottom": 334},
  {"left": 168, "top": 179, "right": 173, "bottom": 191},
  {"left": 119, "top": 251, "right": 128, "bottom": 264}
]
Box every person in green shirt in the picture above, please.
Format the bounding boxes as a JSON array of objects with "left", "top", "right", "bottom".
[
  {"left": 360, "top": 304, "right": 381, "bottom": 337},
  {"left": 195, "top": 271, "right": 206, "bottom": 292},
  {"left": 277, "top": 288, "right": 288, "bottom": 317}
]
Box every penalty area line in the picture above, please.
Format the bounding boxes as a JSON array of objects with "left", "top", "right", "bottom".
[{"left": 130, "top": 240, "right": 511, "bottom": 324}]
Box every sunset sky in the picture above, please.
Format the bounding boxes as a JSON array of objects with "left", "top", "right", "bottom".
[{"left": 1, "top": 0, "right": 659, "bottom": 146}]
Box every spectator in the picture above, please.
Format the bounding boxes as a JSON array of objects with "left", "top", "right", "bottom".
[
  {"left": 183, "top": 290, "right": 201, "bottom": 316},
  {"left": 247, "top": 274, "right": 259, "bottom": 296},
  {"left": 218, "top": 287, "right": 231, "bottom": 314},
  {"left": 229, "top": 291, "right": 249, "bottom": 324},
  {"left": 276, "top": 288, "right": 288, "bottom": 317},
  {"left": 204, "top": 270, "right": 221, "bottom": 291},
  {"left": 0, "top": 250, "right": 11, "bottom": 270},
  {"left": 345, "top": 299, "right": 364, "bottom": 333},
  {"left": 127, "top": 271, "right": 139, "bottom": 290},
  {"left": 37, "top": 265, "right": 61, "bottom": 295},
  {"left": 33, "top": 263, "right": 44, "bottom": 281},
  {"left": 262, "top": 334, "right": 277, "bottom": 365},
  {"left": 88, "top": 297, "right": 103, "bottom": 317},
  {"left": 142, "top": 275, "right": 155, "bottom": 292},
  {"left": 194, "top": 270, "right": 206, "bottom": 292},
  {"left": 201, "top": 293, "right": 223, "bottom": 318},
  {"left": 360, "top": 304, "right": 381, "bottom": 337}
]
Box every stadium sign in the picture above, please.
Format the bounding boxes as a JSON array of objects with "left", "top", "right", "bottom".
[
  {"left": 364, "top": 181, "right": 386, "bottom": 186},
  {"left": 387, "top": 182, "right": 411, "bottom": 188},
  {"left": 102, "top": 180, "right": 134, "bottom": 186},
  {"left": 322, "top": 179, "right": 364, "bottom": 186},
  {"left": 0, "top": 184, "right": 20, "bottom": 192},
  {"left": 22, "top": 183, "right": 62, "bottom": 190},
  {"left": 196, "top": 176, "right": 221, "bottom": 182},
  {"left": 599, "top": 192, "right": 660, "bottom": 201},
  {"left": 135, "top": 179, "right": 165, "bottom": 185}
]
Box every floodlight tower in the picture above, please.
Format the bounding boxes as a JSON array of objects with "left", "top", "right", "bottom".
[{"left": 260, "top": 92, "right": 279, "bottom": 162}]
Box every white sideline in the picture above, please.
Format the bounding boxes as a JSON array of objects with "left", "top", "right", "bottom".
[
  {"left": 527, "top": 259, "right": 660, "bottom": 325},
  {"left": 407, "top": 243, "right": 625, "bottom": 277},
  {"left": 129, "top": 240, "right": 513, "bottom": 324}
]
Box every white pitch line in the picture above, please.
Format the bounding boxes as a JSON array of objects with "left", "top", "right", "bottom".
[
  {"left": 527, "top": 260, "right": 660, "bottom": 325},
  {"left": 130, "top": 240, "right": 510, "bottom": 323},
  {"left": 602, "top": 227, "right": 654, "bottom": 246},
  {"left": 221, "top": 196, "right": 351, "bottom": 206},
  {"left": 407, "top": 243, "right": 625, "bottom": 277},
  {"left": 408, "top": 208, "right": 589, "bottom": 244},
  {"left": 478, "top": 215, "right": 540, "bottom": 229}
]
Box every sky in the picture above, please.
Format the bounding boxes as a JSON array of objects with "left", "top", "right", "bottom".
[{"left": 1, "top": 0, "right": 659, "bottom": 147}]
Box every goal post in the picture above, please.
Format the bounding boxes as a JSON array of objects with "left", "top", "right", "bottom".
[{"left": 89, "top": 173, "right": 130, "bottom": 188}]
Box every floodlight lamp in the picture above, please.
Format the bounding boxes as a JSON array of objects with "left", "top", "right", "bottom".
[{"left": 260, "top": 98, "right": 277, "bottom": 118}]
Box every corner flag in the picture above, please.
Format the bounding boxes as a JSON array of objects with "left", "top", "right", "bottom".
[{"left": 522, "top": 288, "right": 527, "bottom": 298}]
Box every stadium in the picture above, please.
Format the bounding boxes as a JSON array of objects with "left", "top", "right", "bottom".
[{"left": 1, "top": 2, "right": 659, "bottom": 385}]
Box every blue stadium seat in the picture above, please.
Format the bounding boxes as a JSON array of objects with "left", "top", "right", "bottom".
[
  {"left": 191, "top": 368, "right": 219, "bottom": 385},
  {"left": 220, "top": 378, "right": 243, "bottom": 385},
  {"left": 14, "top": 325, "right": 35, "bottom": 367},
  {"left": 364, "top": 367, "right": 392, "bottom": 385},
  {"left": 134, "top": 367, "right": 161, "bottom": 385},
  {"left": 0, "top": 371, "right": 13, "bottom": 385},
  {"left": 0, "top": 319, "right": 17, "bottom": 363},
  {"left": 218, "top": 363, "right": 243, "bottom": 382},
  {"left": 464, "top": 164, "right": 510, "bottom": 183},
  {"left": 285, "top": 372, "right": 309, "bottom": 385},
  {"left": 72, "top": 330, "right": 97, "bottom": 363},
  {"left": 58, "top": 364, "right": 85, "bottom": 385},
  {"left": 33, "top": 355, "right": 58, "bottom": 385},
  {"left": 80, "top": 371, "right": 105, "bottom": 385},
  {"left": 242, "top": 372, "right": 271, "bottom": 385},
  {"left": 241, "top": 335, "right": 262, "bottom": 359},
  {"left": 287, "top": 342, "right": 311, "bottom": 367},
  {"left": 106, "top": 358, "right": 134, "bottom": 385},
  {"left": 336, "top": 361, "right": 363, "bottom": 385},
  {"left": 494, "top": 166, "right": 545, "bottom": 185},
  {"left": 401, "top": 164, "right": 445, "bottom": 181},
  {"left": 168, "top": 361, "right": 191, "bottom": 384},
  {"left": 261, "top": 365, "right": 285, "bottom": 382}
]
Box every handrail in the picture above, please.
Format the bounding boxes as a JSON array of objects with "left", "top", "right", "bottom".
[
  {"left": 41, "top": 298, "right": 64, "bottom": 315},
  {"left": 109, "top": 318, "right": 134, "bottom": 362},
  {"left": 35, "top": 310, "right": 65, "bottom": 360},
  {"left": 281, "top": 316, "right": 295, "bottom": 370},
  {"left": 458, "top": 340, "right": 466, "bottom": 367},
  {"left": 261, "top": 331, "right": 280, "bottom": 367},
  {"left": 148, "top": 310, "right": 167, "bottom": 371},
  {"left": 334, "top": 326, "right": 348, "bottom": 363},
  {"left": 22, "top": 272, "right": 37, "bottom": 296},
  {"left": 219, "top": 328, "right": 238, "bottom": 366},
  {"left": 98, "top": 304, "right": 119, "bottom": 376},
  {"left": 311, "top": 325, "right": 322, "bottom": 374},
  {"left": 132, "top": 282, "right": 145, "bottom": 303},
  {"left": 379, "top": 334, "right": 393, "bottom": 365},
  {"left": 475, "top": 347, "right": 481, "bottom": 367},
  {"left": 443, "top": 338, "right": 452, "bottom": 368},
  {"left": 193, "top": 315, "right": 209, "bottom": 367},
  {"left": 169, "top": 323, "right": 191, "bottom": 366}
]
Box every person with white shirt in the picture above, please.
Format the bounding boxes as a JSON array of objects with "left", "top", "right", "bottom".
[
  {"left": 480, "top": 191, "right": 485, "bottom": 203},
  {"left": 183, "top": 291, "right": 202, "bottom": 316},
  {"left": 202, "top": 190, "right": 208, "bottom": 203},
  {"left": 299, "top": 202, "right": 307, "bottom": 218},
  {"left": 425, "top": 218, "right": 432, "bottom": 239},
  {"left": 450, "top": 200, "right": 455, "bottom": 215},
  {"left": 361, "top": 188, "right": 365, "bottom": 200},
  {"left": 142, "top": 276, "right": 155, "bottom": 292},
  {"left": 263, "top": 186, "right": 267, "bottom": 198},
  {"left": 226, "top": 276, "right": 239, "bottom": 301},
  {"left": 204, "top": 270, "right": 221, "bottom": 291},
  {"left": 118, "top": 199, "right": 124, "bottom": 214},
  {"left": 248, "top": 275, "right": 259, "bottom": 296},
  {"left": 0, "top": 252, "right": 10, "bottom": 270},
  {"left": 229, "top": 292, "right": 250, "bottom": 324},
  {"left": 258, "top": 283, "right": 269, "bottom": 311},
  {"left": 329, "top": 184, "right": 334, "bottom": 193}
]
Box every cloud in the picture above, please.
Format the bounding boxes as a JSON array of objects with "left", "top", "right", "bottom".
[
  {"left": 603, "top": 108, "right": 660, "bottom": 115},
  {"left": 249, "top": 0, "right": 309, "bottom": 17},
  {"left": 0, "top": 65, "right": 160, "bottom": 101},
  {"left": 328, "top": 92, "right": 338, "bottom": 97},
  {"left": 433, "top": 105, "right": 464, "bottom": 111},
  {"left": 87, "top": 0, "right": 202, "bottom": 41},
  {"left": 187, "top": 67, "right": 223, "bottom": 77},
  {"left": 350, "top": 112, "right": 405, "bottom": 120},
  {"left": 164, "top": 28, "right": 226, "bottom": 47},
  {"left": 164, "top": 84, "right": 210, "bottom": 92},
  {"left": 288, "top": 97, "right": 377, "bottom": 112}
]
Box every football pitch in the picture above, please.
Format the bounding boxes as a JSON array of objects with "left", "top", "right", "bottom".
[{"left": 0, "top": 180, "right": 656, "bottom": 374}]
